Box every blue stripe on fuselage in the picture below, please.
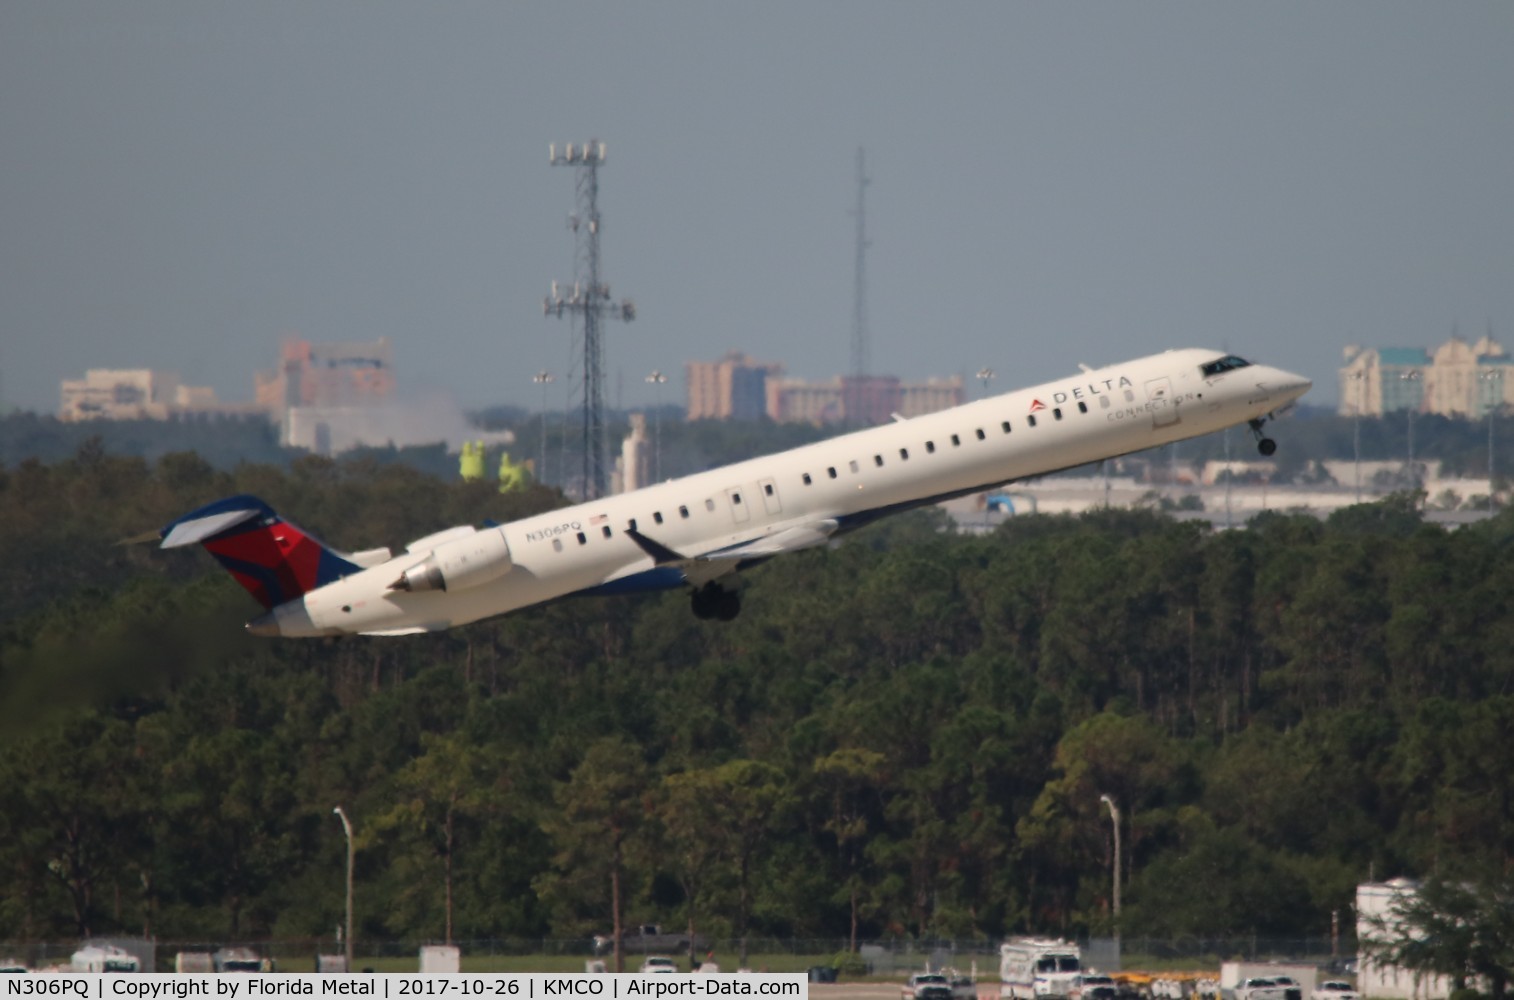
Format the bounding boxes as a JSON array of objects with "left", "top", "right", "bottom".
[{"left": 578, "top": 566, "right": 689, "bottom": 596}]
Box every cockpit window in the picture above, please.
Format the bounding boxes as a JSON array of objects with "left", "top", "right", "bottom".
[{"left": 1200, "top": 355, "right": 1252, "bottom": 376}]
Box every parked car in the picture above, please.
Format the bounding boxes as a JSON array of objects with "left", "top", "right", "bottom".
[
  {"left": 904, "top": 973, "right": 955, "bottom": 1000},
  {"left": 641, "top": 957, "right": 678, "bottom": 974},
  {"left": 1310, "top": 983, "right": 1358, "bottom": 1000},
  {"left": 951, "top": 975, "right": 979, "bottom": 1000},
  {"left": 1079, "top": 976, "right": 1118, "bottom": 1000}
]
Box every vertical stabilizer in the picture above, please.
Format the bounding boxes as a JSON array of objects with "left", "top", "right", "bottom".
[{"left": 160, "top": 495, "right": 360, "bottom": 609}]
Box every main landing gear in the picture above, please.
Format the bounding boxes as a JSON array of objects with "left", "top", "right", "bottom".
[
  {"left": 691, "top": 582, "right": 742, "bottom": 621},
  {"left": 1249, "top": 417, "right": 1278, "bottom": 457}
]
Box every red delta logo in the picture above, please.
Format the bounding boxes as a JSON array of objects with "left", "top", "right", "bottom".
[{"left": 1028, "top": 399, "right": 1047, "bottom": 413}]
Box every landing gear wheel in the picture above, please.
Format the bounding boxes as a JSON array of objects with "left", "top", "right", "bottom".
[
  {"left": 1248, "top": 416, "right": 1278, "bottom": 456},
  {"left": 690, "top": 583, "right": 742, "bottom": 621}
]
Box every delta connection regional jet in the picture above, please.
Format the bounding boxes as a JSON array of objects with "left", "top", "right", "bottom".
[{"left": 161, "top": 348, "right": 1310, "bottom": 636}]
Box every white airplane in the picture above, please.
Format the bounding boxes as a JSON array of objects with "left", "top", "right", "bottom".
[{"left": 160, "top": 348, "right": 1309, "bottom": 636}]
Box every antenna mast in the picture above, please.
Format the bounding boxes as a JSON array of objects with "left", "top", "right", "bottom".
[
  {"left": 544, "top": 140, "right": 636, "bottom": 499},
  {"left": 850, "top": 147, "right": 871, "bottom": 379}
]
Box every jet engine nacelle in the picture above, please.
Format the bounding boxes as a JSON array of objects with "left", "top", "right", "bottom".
[{"left": 390, "top": 526, "right": 512, "bottom": 593}]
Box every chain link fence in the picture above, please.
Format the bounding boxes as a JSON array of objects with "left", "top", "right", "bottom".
[{"left": 3, "top": 936, "right": 1358, "bottom": 974}]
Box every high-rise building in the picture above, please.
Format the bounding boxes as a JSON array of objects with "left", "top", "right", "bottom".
[
  {"left": 1341, "top": 334, "right": 1512, "bottom": 417},
  {"left": 767, "top": 374, "right": 963, "bottom": 426},
  {"left": 685, "top": 352, "right": 783, "bottom": 421},
  {"left": 254, "top": 336, "right": 395, "bottom": 416}
]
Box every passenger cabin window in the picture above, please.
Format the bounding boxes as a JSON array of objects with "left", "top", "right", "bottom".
[
  {"left": 1099, "top": 396, "right": 1111, "bottom": 409},
  {"left": 1078, "top": 401, "right": 1088, "bottom": 413},
  {"left": 1200, "top": 354, "right": 1252, "bottom": 376},
  {"left": 1028, "top": 414, "right": 1038, "bottom": 427},
  {"left": 654, "top": 511, "right": 664, "bottom": 524},
  {"left": 764, "top": 483, "right": 774, "bottom": 496},
  {"left": 1124, "top": 388, "right": 1136, "bottom": 402},
  {"left": 849, "top": 460, "right": 860, "bottom": 473},
  {"left": 679, "top": 506, "right": 689, "bottom": 518},
  {"left": 803, "top": 473, "right": 813, "bottom": 485},
  {"left": 874, "top": 454, "right": 884, "bottom": 467},
  {"left": 705, "top": 498, "right": 715, "bottom": 512},
  {"left": 602, "top": 525, "right": 612, "bottom": 538},
  {"left": 951, "top": 434, "right": 961, "bottom": 446},
  {"left": 1054, "top": 408, "right": 1063, "bottom": 420},
  {"left": 552, "top": 538, "right": 563, "bottom": 552},
  {"left": 628, "top": 518, "right": 637, "bottom": 531},
  {"left": 732, "top": 492, "right": 742, "bottom": 505},
  {"left": 975, "top": 428, "right": 986, "bottom": 440},
  {"left": 576, "top": 532, "right": 587, "bottom": 545},
  {"left": 926, "top": 441, "right": 936, "bottom": 453},
  {"left": 1001, "top": 420, "right": 1011, "bottom": 433},
  {"left": 899, "top": 447, "right": 909, "bottom": 460},
  {"left": 828, "top": 467, "right": 838, "bottom": 479}
]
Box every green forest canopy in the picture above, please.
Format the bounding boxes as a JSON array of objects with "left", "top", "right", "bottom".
[{"left": 1, "top": 447, "right": 1512, "bottom": 945}]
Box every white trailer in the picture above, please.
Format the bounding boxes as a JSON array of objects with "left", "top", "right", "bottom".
[{"left": 1000, "top": 938, "right": 1081, "bottom": 1000}]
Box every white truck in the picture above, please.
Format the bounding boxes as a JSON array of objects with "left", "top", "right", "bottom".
[
  {"left": 71, "top": 946, "right": 139, "bottom": 973},
  {"left": 1000, "top": 938, "right": 1082, "bottom": 1000}
]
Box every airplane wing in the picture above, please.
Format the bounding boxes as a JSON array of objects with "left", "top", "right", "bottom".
[{"left": 624, "top": 519, "right": 839, "bottom": 587}]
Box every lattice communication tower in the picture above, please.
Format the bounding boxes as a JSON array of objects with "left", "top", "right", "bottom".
[
  {"left": 544, "top": 140, "right": 635, "bottom": 499},
  {"left": 850, "top": 147, "right": 871, "bottom": 379}
]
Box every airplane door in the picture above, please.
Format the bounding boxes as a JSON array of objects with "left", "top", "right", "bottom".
[
  {"left": 758, "top": 477, "right": 782, "bottom": 515},
  {"left": 1145, "top": 376, "right": 1180, "bottom": 428},
  {"left": 725, "top": 486, "right": 751, "bottom": 524}
]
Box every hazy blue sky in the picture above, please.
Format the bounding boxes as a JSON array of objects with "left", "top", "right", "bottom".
[{"left": 3, "top": 2, "right": 1512, "bottom": 415}]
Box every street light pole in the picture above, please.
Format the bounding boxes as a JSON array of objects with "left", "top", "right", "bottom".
[
  {"left": 333, "top": 806, "right": 354, "bottom": 973},
  {"left": 645, "top": 370, "right": 667, "bottom": 483},
  {"left": 1482, "top": 368, "right": 1503, "bottom": 511},
  {"left": 532, "top": 371, "right": 555, "bottom": 486},
  {"left": 1346, "top": 370, "right": 1366, "bottom": 503},
  {"left": 1099, "top": 794, "right": 1121, "bottom": 959},
  {"left": 976, "top": 368, "right": 996, "bottom": 398},
  {"left": 1400, "top": 369, "right": 1422, "bottom": 492}
]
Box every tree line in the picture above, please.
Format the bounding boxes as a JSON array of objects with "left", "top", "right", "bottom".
[{"left": 1, "top": 445, "right": 1512, "bottom": 952}]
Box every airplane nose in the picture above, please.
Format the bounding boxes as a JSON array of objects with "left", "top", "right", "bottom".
[
  {"left": 1279, "top": 371, "right": 1313, "bottom": 400},
  {"left": 1257, "top": 368, "right": 1312, "bottom": 404}
]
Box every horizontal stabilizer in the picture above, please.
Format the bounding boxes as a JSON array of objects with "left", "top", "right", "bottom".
[{"left": 161, "top": 505, "right": 264, "bottom": 548}]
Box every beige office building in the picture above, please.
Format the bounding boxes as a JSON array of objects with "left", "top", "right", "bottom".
[
  {"left": 1340, "top": 334, "right": 1514, "bottom": 417},
  {"left": 685, "top": 352, "right": 784, "bottom": 421},
  {"left": 59, "top": 369, "right": 232, "bottom": 422},
  {"left": 766, "top": 374, "right": 964, "bottom": 426}
]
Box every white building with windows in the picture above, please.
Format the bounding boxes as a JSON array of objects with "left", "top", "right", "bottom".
[{"left": 1356, "top": 879, "right": 1456, "bottom": 1000}]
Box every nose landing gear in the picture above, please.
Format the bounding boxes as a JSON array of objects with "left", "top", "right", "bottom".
[{"left": 1249, "top": 417, "right": 1277, "bottom": 456}]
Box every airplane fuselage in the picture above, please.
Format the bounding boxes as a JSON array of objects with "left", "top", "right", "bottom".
[{"left": 241, "top": 348, "right": 1310, "bottom": 636}]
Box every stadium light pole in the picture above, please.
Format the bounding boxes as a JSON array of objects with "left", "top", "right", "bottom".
[
  {"left": 1099, "top": 794, "right": 1121, "bottom": 958},
  {"left": 645, "top": 370, "right": 667, "bottom": 482},
  {"left": 334, "top": 806, "right": 354, "bottom": 972},
  {"left": 532, "top": 371, "right": 555, "bottom": 485}
]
